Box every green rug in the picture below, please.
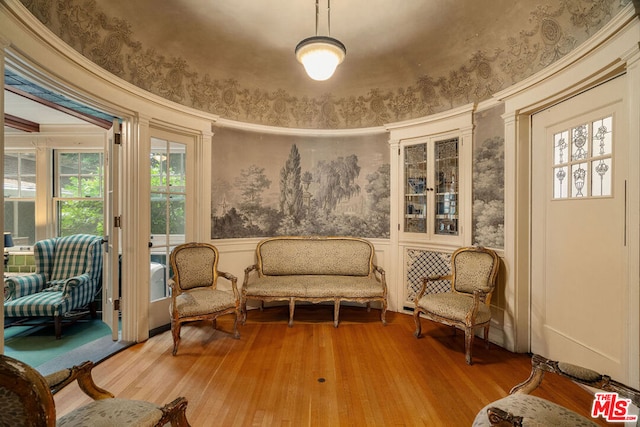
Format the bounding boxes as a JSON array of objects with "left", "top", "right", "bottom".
[{"left": 4, "top": 319, "right": 112, "bottom": 368}]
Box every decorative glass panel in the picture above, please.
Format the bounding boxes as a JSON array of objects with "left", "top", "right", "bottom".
[
  {"left": 434, "top": 138, "right": 458, "bottom": 236},
  {"left": 554, "top": 131, "right": 568, "bottom": 165},
  {"left": 592, "top": 158, "right": 612, "bottom": 197},
  {"left": 571, "top": 163, "right": 588, "bottom": 197},
  {"left": 592, "top": 116, "right": 612, "bottom": 156},
  {"left": 571, "top": 124, "right": 588, "bottom": 161},
  {"left": 554, "top": 166, "right": 568, "bottom": 199},
  {"left": 552, "top": 115, "right": 613, "bottom": 200},
  {"left": 404, "top": 144, "right": 428, "bottom": 233}
]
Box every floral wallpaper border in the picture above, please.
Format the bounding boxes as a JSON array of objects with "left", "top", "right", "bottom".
[{"left": 19, "top": 0, "right": 630, "bottom": 129}]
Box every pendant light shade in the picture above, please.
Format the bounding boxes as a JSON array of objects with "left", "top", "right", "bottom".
[
  {"left": 295, "top": 36, "right": 346, "bottom": 81},
  {"left": 296, "top": 0, "right": 345, "bottom": 81}
]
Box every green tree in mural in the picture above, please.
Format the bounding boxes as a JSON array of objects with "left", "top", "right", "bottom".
[
  {"left": 313, "top": 154, "right": 361, "bottom": 214},
  {"left": 279, "top": 144, "right": 303, "bottom": 223}
]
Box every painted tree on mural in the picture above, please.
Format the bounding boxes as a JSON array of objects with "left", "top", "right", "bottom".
[
  {"left": 314, "top": 154, "right": 361, "bottom": 214},
  {"left": 364, "top": 163, "right": 391, "bottom": 236},
  {"left": 211, "top": 141, "right": 390, "bottom": 239},
  {"left": 279, "top": 144, "right": 304, "bottom": 223}
]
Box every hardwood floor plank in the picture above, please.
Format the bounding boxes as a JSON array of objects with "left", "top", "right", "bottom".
[{"left": 53, "top": 306, "right": 608, "bottom": 426}]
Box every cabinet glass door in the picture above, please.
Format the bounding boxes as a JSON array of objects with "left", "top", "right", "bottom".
[
  {"left": 434, "top": 138, "right": 458, "bottom": 235},
  {"left": 404, "top": 144, "right": 428, "bottom": 233}
]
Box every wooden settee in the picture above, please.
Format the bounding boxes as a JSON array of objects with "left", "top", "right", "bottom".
[{"left": 241, "top": 236, "right": 387, "bottom": 327}]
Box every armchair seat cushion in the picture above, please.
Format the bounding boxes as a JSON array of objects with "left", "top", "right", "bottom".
[
  {"left": 57, "top": 397, "right": 164, "bottom": 427},
  {"left": 417, "top": 292, "right": 492, "bottom": 324},
  {"left": 4, "top": 291, "right": 70, "bottom": 317},
  {"left": 472, "top": 394, "right": 598, "bottom": 427},
  {"left": 173, "top": 288, "right": 237, "bottom": 317}
]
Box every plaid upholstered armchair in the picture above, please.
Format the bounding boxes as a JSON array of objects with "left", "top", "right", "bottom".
[{"left": 4, "top": 234, "right": 103, "bottom": 339}]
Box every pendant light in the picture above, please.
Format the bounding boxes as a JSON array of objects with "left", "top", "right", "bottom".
[{"left": 295, "top": 0, "right": 346, "bottom": 81}]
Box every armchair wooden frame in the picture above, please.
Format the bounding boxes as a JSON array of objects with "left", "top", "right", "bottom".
[
  {"left": 413, "top": 246, "right": 499, "bottom": 365},
  {"left": 0, "top": 354, "right": 190, "bottom": 426},
  {"left": 483, "top": 354, "right": 640, "bottom": 426}
]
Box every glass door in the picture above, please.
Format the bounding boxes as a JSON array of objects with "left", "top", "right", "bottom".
[
  {"left": 148, "top": 136, "right": 186, "bottom": 330},
  {"left": 434, "top": 138, "right": 459, "bottom": 236},
  {"left": 404, "top": 143, "right": 428, "bottom": 234}
]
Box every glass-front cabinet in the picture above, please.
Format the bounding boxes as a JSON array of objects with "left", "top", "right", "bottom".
[{"left": 402, "top": 137, "right": 459, "bottom": 239}]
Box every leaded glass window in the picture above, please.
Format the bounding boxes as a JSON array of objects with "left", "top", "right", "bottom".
[{"left": 552, "top": 115, "right": 613, "bottom": 199}]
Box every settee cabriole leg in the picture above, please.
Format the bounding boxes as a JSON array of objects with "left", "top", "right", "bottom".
[
  {"left": 334, "top": 300, "right": 340, "bottom": 327},
  {"left": 288, "top": 299, "right": 295, "bottom": 327},
  {"left": 381, "top": 304, "right": 387, "bottom": 326},
  {"left": 366, "top": 302, "right": 371, "bottom": 312}
]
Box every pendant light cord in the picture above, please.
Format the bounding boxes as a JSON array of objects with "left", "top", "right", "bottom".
[{"left": 315, "top": 0, "right": 319, "bottom": 36}]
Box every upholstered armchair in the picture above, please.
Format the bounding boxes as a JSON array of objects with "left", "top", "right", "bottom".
[
  {"left": 413, "top": 246, "right": 499, "bottom": 365},
  {"left": 0, "top": 354, "right": 190, "bottom": 426},
  {"left": 473, "top": 354, "right": 640, "bottom": 426},
  {"left": 169, "top": 242, "right": 240, "bottom": 355},
  {"left": 4, "top": 234, "right": 103, "bottom": 339}
]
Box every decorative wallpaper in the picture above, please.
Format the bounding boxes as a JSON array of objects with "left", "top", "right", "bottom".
[
  {"left": 210, "top": 127, "right": 390, "bottom": 239},
  {"left": 18, "top": 0, "right": 630, "bottom": 129}
]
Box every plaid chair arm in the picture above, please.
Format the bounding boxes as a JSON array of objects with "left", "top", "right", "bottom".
[
  {"left": 4, "top": 273, "right": 47, "bottom": 300},
  {"left": 61, "top": 273, "right": 92, "bottom": 299}
]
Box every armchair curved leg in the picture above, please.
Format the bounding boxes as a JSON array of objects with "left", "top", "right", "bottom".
[
  {"left": 484, "top": 325, "right": 490, "bottom": 349},
  {"left": 334, "top": 300, "right": 340, "bottom": 328},
  {"left": 233, "top": 310, "right": 240, "bottom": 339},
  {"left": 172, "top": 320, "right": 182, "bottom": 356},
  {"left": 381, "top": 301, "right": 387, "bottom": 326},
  {"left": 413, "top": 311, "right": 422, "bottom": 338},
  {"left": 54, "top": 315, "right": 62, "bottom": 340},
  {"left": 465, "top": 327, "right": 474, "bottom": 365},
  {"left": 240, "top": 297, "right": 248, "bottom": 325}
]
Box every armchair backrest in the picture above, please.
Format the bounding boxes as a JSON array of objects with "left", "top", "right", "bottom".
[
  {"left": 170, "top": 242, "right": 219, "bottom": 291},
  {"left": 35, "top": 234, "right": 103, "bottom": 282},
  {"left": 0, "top": 354, "right": 56, "bottom": 426},
  {"left": 451, "top": 246, "right": 499, "bottom": 300}
]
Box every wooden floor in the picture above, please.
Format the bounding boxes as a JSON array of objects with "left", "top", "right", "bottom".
[{"left": 54, "top": 306, "right": 606, "bottom": 426}]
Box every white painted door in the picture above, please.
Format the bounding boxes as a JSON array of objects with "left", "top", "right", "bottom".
[
  {"left": 531, "top": 75, "right": 629, "bottom": 381},
  {"left": 103, "top": 119, "right": 121, "bottom": 340}
]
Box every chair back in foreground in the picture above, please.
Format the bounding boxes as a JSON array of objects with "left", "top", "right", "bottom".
[
  {"left": 473, "top": 353, "right": 640, "bottom": 426},
  {"left": 413, "top": 246, "right": 499, "bottom": 364},
  {"left": 169, "top": 242, "right": 240, "bottom": 355},
  {"left": 0, "top": 354, "right": 190, "bottom": 426}
]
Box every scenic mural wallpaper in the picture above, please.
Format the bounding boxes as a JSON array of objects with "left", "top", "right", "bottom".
[
  {"left": 211, "top": 127, "right": 390, "bottom": 239},
  {"left": 472, "top": 104, "right": 505, "bottom": 249}
]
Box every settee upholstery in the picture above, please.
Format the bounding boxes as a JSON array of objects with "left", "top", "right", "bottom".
[
  {"left": 242, "top": 236, "right": 387, "bottom": 327},
  {"left": 4, "top": 234, "right": 103, "bottom": 339}
]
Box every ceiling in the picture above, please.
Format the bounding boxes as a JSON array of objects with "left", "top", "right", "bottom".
[{"left": 6, "top": 0, "right": 632, "bottom": 129}]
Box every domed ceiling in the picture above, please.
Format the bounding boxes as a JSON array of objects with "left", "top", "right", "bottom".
[{"left": 19, "top": 0, "right": 631, "bottom": 129}]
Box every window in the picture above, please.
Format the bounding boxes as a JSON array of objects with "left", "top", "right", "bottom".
[
  {"left": 55, "top": 151, "right": 104, "bottom": 236},
  {"left": 4, "top": 152, "right": 36, "bottom": 245},
  {"left": 553, "top": 115, "right": 613, "bottom": 199}
]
